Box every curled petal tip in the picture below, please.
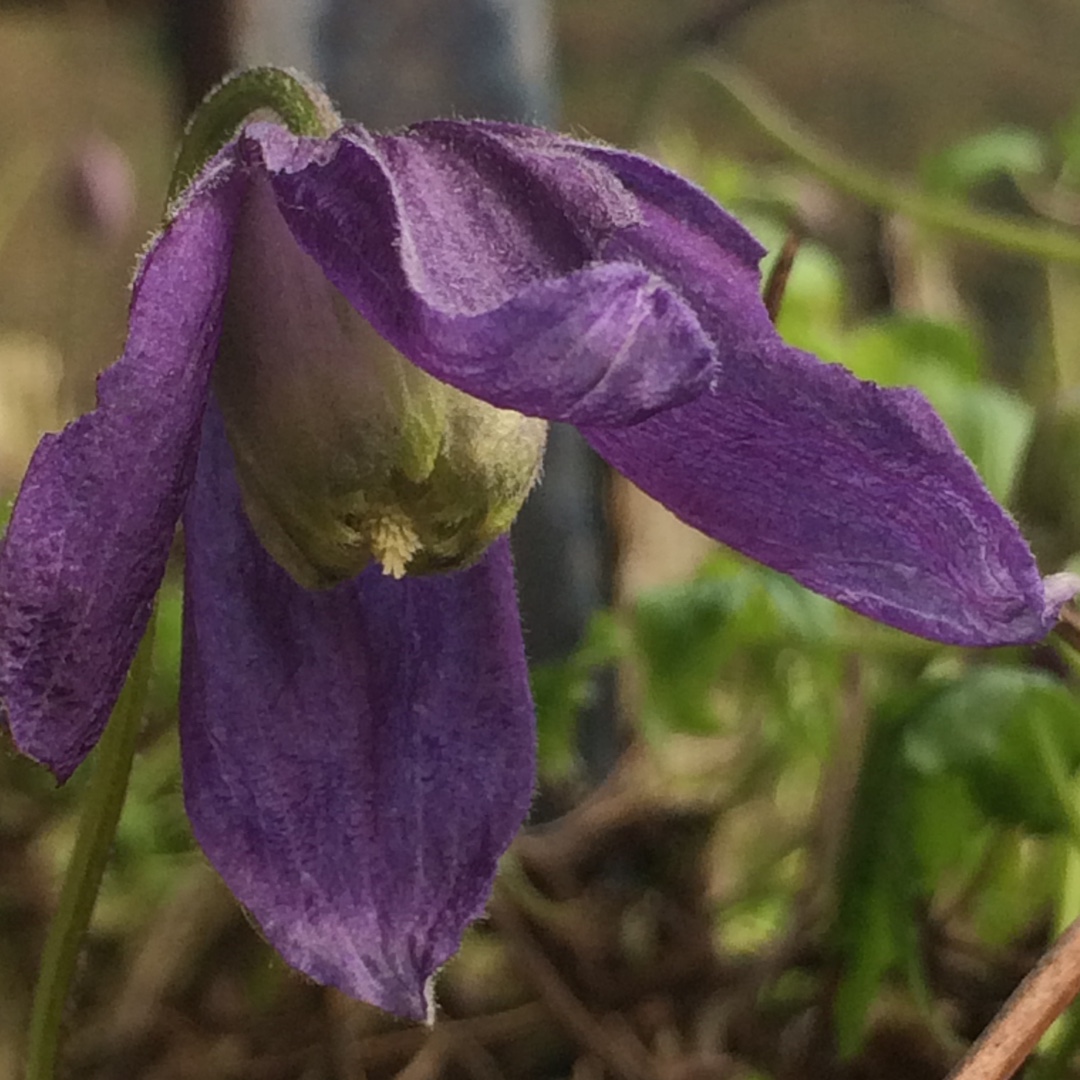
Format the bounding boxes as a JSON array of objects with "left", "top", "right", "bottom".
[{"left": 1045, "top": 572, "right": 1080, "bottom": 626}]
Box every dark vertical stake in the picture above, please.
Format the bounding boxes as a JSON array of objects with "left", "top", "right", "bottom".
[
  {"left": 165, "top": 0, "right": 238, "bottom": 116},
  {"left": 318, "top": 0, "right": 554, "bottom": 129}
]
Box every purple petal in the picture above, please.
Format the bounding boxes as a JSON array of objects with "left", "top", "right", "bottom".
[
  {"left": 585, "top": 341, "right": 1072, "bottom": 646},
  {"left": 180, "top": 406, "right": 536, "bottom": 1018},
  {"left": 0, "top": 167, "right": 244, "bottom": 779},
  {"left": 575, "top": 140, "right": 768, "bottom": 285},
  {"left": 571, "top": 141, "right": 778, "bottom": 363},
  {"left": 243, "top": 122, "right": 718, "bottom": 425},
  {"left": 565, "top": 149, "right": 1072, "bottom": 644}
]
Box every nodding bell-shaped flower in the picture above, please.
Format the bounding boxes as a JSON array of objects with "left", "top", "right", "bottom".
[
  {"left": 215, "top": 173, "right": 548, "bottom": 587},
  {"left": 1, "top": 70, "right": 1075, "bottom": 1020}
]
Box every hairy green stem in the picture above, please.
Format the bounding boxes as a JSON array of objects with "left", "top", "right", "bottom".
[
  {"left": 168, "top": 66, "right": 340, "bottom": 204},
  {"left": 690, "top": 60, "right": 1080, "bottom": 268},
  {"left": 24, "top": 613, "right": 157, "bottom": 1080}
]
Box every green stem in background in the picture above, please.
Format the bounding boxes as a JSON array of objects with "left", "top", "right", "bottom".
[
  {"left": 168, "top": 66, "right": 341, "bottom": 205},
  {"left": 24, "top": 611, "right": 157, "bottom": 1080},
  {"left": 1045, "top": 171, "right": 1080, "bottom": 396},
  {"left": 689, "top": 60, "right": 1080, "bottom": 269}
]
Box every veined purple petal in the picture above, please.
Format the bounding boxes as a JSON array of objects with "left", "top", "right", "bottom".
[
  {"left": 241, "top": 122, "right": 717, "bottom": 426},
  {"left": 180, "top": 407, "right": 536, "bottom": 1019},
  {"left": 405, "top": 261, "right": 714, "bottom": 426},
  {"left": 585, "top": 341, "right": 1073, "bottom": 646},
  {"left": 0, "top": 166, "right": 245, "bottom": 780},
  {"left": 563, "top": 147, "right": 1073, "bottom": 644},
  {"left": 573, "top": 145, "right": 778, "bottom": 364},
  {"left": 575, "top": 140, "right": 767, "bottom": 282}
]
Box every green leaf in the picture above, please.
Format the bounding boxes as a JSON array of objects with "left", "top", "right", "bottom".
[
  {"left": 846, "top": 316, "right": 981, "bottom": 386},
  {"left": 630, "top": 560, "right": 837, "bottom": 737},
  {"left": 833, "top": 689, "right": 932, "bottom": 1056},
  {"left": 633, "top": 578, "right": 741, "bottom": 736},
  {"left": 904, "top": 668, "right": 1080, "bottom": 835},
  {"left": 970, "top": 831, "right": 1057, "bottom": 947},
  {"left": 921, "top": 128, "right": 1047, "bottom": 198},
  {"left": 910, "top": 775, "right": 986, "bottom": 894}
]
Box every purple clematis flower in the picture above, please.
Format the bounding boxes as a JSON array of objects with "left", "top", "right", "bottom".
[{"left": 0, "top": 117, "right": 1075, "bottom": 1019}]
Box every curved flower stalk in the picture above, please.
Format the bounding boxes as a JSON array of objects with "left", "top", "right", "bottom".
[{"left": 1, "top": 90, "right": 1075, "bottom": 1020}]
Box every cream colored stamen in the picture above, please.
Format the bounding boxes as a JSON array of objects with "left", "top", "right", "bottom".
[{"left": 369, "top": 509, "right": 421, "bottom": 579}]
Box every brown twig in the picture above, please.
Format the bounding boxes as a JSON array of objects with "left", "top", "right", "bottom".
[
  {"left": 395, "top": 1029, "right": 452, "bottom": 1080},
  {"left": 454, "top": 1034, "right": 510, "bottom": 1080},
  {"left": 489, "top": 885, "right": 657, "bottom": 1080},
  {"left": 947, "top": 914, "right": 1080, "bottom": 1080},
  {"left": 762, "top": 230, "right": 802, "bottom": 323},
  {"left": 350, "top": 1004, "right": 549, "bottom": 1070}
]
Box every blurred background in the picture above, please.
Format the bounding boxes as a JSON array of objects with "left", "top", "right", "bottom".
[{"left": 4, "top": 0, "right": 1080, "bottom": 1077}]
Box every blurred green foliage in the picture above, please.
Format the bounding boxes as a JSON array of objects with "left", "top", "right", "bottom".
[{"left": 532, "top": 107, "right": 1080, "bottom": 1066}]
